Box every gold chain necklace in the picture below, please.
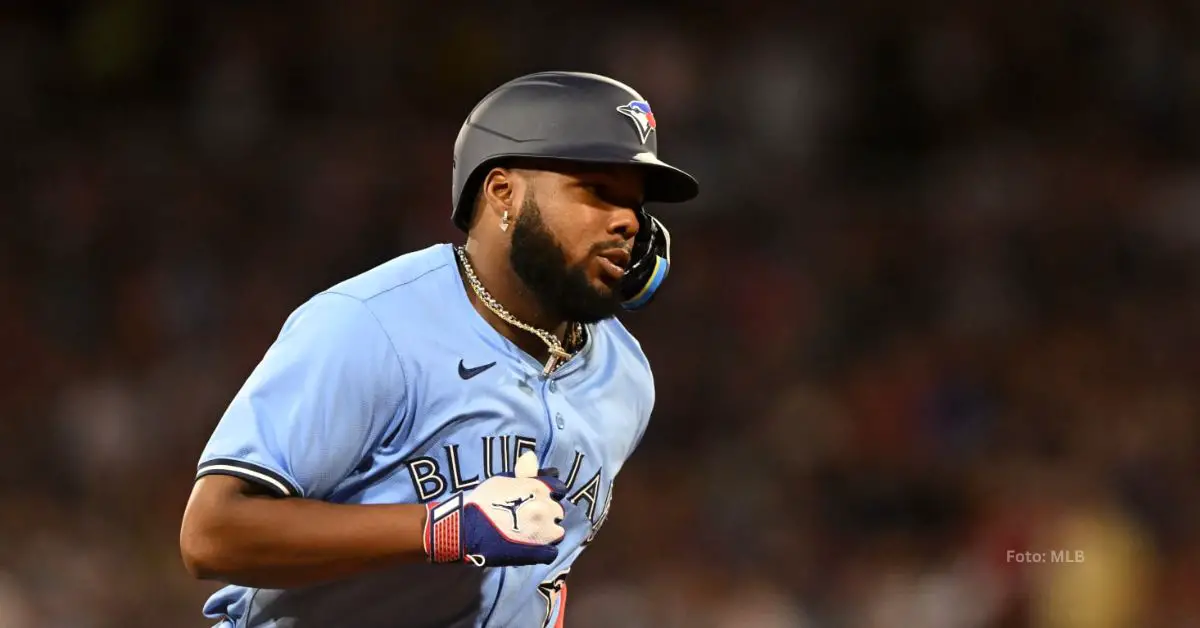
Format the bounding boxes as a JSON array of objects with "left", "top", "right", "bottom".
[{"left": 455, "top": 245, "right": 581, "bottom": 376}]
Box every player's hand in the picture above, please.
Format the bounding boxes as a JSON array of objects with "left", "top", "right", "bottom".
[{"left": 424, "top": 451, "right": 567, "bottom": 567}]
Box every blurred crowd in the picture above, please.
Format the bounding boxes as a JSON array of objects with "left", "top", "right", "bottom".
[{"left": 4, "top": 1, "right": 1200, "bottom": 626}]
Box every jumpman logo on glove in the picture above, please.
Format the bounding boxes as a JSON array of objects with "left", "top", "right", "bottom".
[{"left": 492, "top": 494, "right": 536, "bottom": 531}]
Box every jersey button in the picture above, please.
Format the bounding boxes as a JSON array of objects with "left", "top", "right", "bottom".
[
  {"left": 548, "top": 381, "right": 558, "bottom": 393},
  {"left": 555, "top": 412, "right": 565, "bottom": 429}
]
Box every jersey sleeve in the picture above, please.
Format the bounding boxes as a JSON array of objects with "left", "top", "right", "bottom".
[{"left": 196, "top": 291, "right": 406, "bottom": 499}]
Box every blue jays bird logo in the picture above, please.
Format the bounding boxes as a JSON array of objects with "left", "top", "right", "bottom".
[{"left": 616, "top": 100, "right": 656, "bottom": 144}]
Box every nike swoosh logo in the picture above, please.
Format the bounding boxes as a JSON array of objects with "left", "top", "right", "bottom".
[{"left": 458, "top": 359, "right": 497, "bottom": 380}]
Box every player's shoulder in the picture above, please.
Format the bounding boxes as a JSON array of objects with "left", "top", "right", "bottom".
[
  {"left": 323, "top": 243, "right": 456, "bottom": 304},
  {"left": 593, "top": 316, "right": 654, "bottom": 384},
  {"left": 280, "top": 243, "right": 458, "bottom": 343},
  {"left": 593, "top": 317, "right": 657, "bottom": 434},
  {"left": 298, "top": 243, "right": 466, "bottom": 352}
]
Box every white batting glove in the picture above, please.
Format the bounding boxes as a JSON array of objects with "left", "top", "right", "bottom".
[{"left": 424, "top": 451, "right": 568, "bottom": 567}]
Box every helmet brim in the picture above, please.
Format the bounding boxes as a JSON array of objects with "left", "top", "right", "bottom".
[
  {"left": 486, "top": 143, "right": 699, "bottom": 204},
  {"left": 635, "top": 154, "right": 700, "bottom": 204}
]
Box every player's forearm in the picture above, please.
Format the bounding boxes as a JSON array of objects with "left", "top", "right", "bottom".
[{"left": 181, "top": 478, "right": 429, "bottom": 588}]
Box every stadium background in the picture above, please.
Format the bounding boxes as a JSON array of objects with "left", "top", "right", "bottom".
[{"left": 3, "top": 1, "right": 1200, "bottom": 626}]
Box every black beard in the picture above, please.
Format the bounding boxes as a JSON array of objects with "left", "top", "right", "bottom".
[{"left": 509, "top": 196, "right": 624, "bottom": 324}]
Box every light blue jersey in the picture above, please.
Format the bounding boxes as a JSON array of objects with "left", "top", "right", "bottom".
[{"left": 196, "top": 243, "right": 655, "bottom": 628}]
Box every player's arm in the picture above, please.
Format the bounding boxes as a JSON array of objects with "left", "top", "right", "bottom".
[
  {"left": 182, "top": 466, "right": 567, "bottom": 589},
  {"left": 179, "top": 292, "right": 566, "bottom": 589},
  {"left": 181, "top": 475, "right": 430, "bottom": 588}
]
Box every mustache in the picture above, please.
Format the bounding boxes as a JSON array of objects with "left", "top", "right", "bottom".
[{"left": 589, "top": 241, "right": 632, "bottom": 256}]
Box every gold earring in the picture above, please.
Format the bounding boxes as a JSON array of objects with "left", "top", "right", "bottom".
[{"left": 500, "top": 210, "right": 510, "bottom": 232}]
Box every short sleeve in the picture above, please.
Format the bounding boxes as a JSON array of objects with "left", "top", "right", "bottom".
[{"left": 196, "top": 291, "right": 406, "bottom": 499}]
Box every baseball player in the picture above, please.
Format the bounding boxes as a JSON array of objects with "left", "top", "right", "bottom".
[{"left": 180, "top": 71, "right": 699, "bottom": 627}]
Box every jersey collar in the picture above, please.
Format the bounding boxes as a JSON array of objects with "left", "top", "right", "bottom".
[{"left": 443, "top": 244, "right": 596, "bottom": 380}]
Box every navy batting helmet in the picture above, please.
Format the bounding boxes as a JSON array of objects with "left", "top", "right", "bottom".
[{"left": 450, "top": 71, "right": 699, "bottom": 310}]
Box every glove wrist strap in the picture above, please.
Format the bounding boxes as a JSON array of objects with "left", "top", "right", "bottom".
[{"left": 424, "top": 493, "right": 465, "bottom": 564}]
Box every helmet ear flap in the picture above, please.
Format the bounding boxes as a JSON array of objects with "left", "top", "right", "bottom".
[{"left": 620, "top": 212, "right": 672, "bottom": 311}]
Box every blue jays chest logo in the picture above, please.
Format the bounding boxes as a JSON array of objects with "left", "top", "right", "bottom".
[
  {"left": 616, "top": 100, "right": 657, "bottom": 144},
  {"left": 403, "top": 435, "right": 614, "bottom": 546}
]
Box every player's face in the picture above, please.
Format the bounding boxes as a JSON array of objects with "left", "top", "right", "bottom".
[{"left": 509, "top": 166, "right": 644, "bottom": 324}]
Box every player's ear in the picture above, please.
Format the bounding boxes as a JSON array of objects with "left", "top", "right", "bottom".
[{"left": 479, "top": 167, "right": 519, "bottom": 223}]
